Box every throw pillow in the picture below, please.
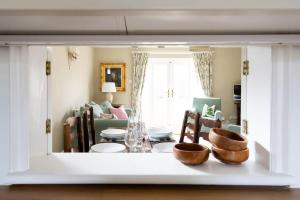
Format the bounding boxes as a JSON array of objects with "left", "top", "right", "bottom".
[
  {"left": 202, "top": 104, "right": 215, "bottom": 118},
  {"left": 99, "top": 100, "right": 113, "bottom": 114},
  {"left": 109, "top": 106, "right": 129, "bottom": 120},
  {"left": 90, "top": 104, "right": 103, "bottom": 118},
  {"left": 85, "top": 102, "right": 104, "bottom": 118}
]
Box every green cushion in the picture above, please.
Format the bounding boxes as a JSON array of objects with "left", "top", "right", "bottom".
[
  {"left": 85, "top": 102, "right": 104, "bottom": 118},
  {"left": 99, "top": 100, "right": 113, "bottom": 114},
  {"left": 91, "top": 104, "right": 103, "bottom": 118}
]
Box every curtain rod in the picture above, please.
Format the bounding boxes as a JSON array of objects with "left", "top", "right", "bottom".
[{"left": 131, "top": 50, "right": 214, "bottom": 54}]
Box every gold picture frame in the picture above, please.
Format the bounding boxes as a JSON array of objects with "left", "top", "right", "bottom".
[{"left": 100, "top": 63, "right": 126, "bottom": 92}]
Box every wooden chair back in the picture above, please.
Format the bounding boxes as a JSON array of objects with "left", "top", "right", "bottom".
[
  {"left": 82, "top": 110, "right": 90, "bottom": 152},
  {"left": 179, "top": 110, "right": 201, "bottom": 144},
  {"left": 63, "top": 123, "right": 72, "bottom": 152},
  {"left": 63, "top": 116, "right": 84, "bottom": 152},
  {"left": 199, "top": 117, "right": 222, "bottom": 141},
  {"left": 89, "top": 107, "right": 96, "bottom": 145},
  {"left": 76, "top": 116, "right": 84, "bottom": 152},
  {"left": 63, "top": 107, "right": 96, "bottom": 153}
]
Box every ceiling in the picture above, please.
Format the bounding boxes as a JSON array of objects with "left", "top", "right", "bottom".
[{"left": 1, "top": 10, "right": 300, "bottom": 35}]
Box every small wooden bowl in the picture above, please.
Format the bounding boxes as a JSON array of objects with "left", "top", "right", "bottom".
[
  {"left": 212, "top": 145, "right": 249, "bottom": 165},
  {"left": 173, "top": 143, "right": 209, "bottom": 165},
  {"left": 209, "top": 128, "right": 247, "bottom": 151}
]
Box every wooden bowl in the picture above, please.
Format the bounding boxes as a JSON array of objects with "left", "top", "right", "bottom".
[
  {"left": 209, "top": 128, "right": 247, "bottom": 151},
  {"left": 212, "top": 145, "right": 249, "bottom": 165},
  {"left": 173, "top": 143, "right": 209, "bottom": 165}
]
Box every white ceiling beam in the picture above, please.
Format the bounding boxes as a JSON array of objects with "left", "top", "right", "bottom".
[
  {"left": 1, "top": 34, "right": 300, "bottom": 45},
  {"left": 1, "top": 0, "right": 300, "bottom": 10},
  {"left": 0, "top": 9, "right": 300, "bottom": 16}
]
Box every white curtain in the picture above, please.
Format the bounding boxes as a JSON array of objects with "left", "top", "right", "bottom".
[
  {"left": 131, "top": 52, "right": 149, "bottom": 119},
  {"left": 192, "top": 51, "right": 214, "bottom": 97}
]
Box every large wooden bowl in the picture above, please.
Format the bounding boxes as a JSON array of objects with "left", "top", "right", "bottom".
[
  {"left": 173, "top": 143, "right": 209, "bottom": 165},
  {"left": 212, "top": 145, "right": 249, "bottom": 165},
  {"left": 209, "top": 128, "right": 247, "bottom": 151}
]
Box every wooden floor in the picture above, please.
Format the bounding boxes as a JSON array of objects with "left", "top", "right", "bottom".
[{"left": 0, "top": 185, "right": 300, "bottom": 200}]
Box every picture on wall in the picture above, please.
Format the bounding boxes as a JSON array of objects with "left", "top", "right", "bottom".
[{"left": 100, "top": 63, "right": 126, "bottom": 92}]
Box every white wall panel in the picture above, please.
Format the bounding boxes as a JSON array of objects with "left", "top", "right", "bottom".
[{"left": 0, "top": 47, "right": 10, "bottom": 184}]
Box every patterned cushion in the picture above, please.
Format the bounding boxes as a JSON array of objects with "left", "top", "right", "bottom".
[{"left": 202, "top": 104, "right": 215, "bottom": 118}]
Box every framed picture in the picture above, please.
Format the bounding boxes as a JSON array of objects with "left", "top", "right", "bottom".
[{"left": 100, "top": 63, "right": 126, "bottom": 92}]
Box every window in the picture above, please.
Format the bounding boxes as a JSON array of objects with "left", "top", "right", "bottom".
[{"left": 141, "top": 57, "right": 204, "bottom": 132}]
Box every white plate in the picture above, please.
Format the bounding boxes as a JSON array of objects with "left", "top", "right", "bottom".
[
  {"left": 101, "top": 129, "right": 127, "bottom": 138},
  {"left": 100, "top": 132, "right": 124, "bottom": 139},
  {"left": 152, "top": 142, "right": 175, "bottom": 153},
  {"left": 148, "top": 127, "right": 172, "bottom": 138},
  {"left": 91, "top": 143, "right": 126, "bottom": 153}
]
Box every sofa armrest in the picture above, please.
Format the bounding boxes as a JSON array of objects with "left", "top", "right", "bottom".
[{"left": 125, "top": 108, "right": 132, "bottom": 117}]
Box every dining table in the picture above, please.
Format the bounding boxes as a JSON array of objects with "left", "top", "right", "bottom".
[{"left": 91, "top": 127, "right": 177, "bottom": 153}]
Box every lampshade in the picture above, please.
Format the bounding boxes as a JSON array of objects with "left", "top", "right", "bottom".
[{"left": 102, "top": 82, "right": 116, "bottom": 92}]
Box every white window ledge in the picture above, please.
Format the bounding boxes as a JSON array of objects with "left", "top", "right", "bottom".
[{"left": 4, "top": 153, "right": 294, "bottom": 186}]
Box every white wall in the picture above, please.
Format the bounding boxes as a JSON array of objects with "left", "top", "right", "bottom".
[
  {"left": 270, "top": 46, "right": 300, "bottom": 188},
  {"left": 285, "top": 47, "right": 300, "bottom": 187},
  {"left": 51, "top": 46, "right": 95, "bottom": 152},
  {"left": 0, "top": 47, "right": 10, "bottom": 184},
  {"left": 213, "top": 48, "right": 241, "bottom": 122}
]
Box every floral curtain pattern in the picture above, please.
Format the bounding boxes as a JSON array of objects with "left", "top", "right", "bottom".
[
  {"left": 131, "top": 52, "right": 149, "bottom": 119},
  {"left": 192, "top": 51, "right": 214, "bottom": 97}
]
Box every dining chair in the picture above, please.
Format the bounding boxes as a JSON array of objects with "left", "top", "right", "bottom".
[
  {"left": 63, "top": 116, "right": 84, "bottom": 152},
  {"left": 82, "top": 111, "right": 90, "bottom": 152},
  {"left": 179, "top": 110, "right": 201, "bottom": 144},
  {"left": 198, "top": 117, "right": 222, "bottom": 141},
  {"left": 63, "top": 123, "right": 72, "bottom": 152},
  {"left": 89, "top": 107, "right": 96, "bottom": 145},
  {"left": 76, "top": 116, "right": 84, "bottom": 152}
]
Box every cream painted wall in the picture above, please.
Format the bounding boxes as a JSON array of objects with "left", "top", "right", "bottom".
[
  {"left": 51, "top": 46, "right": 94, "bottom": 152},
  {"left": 93, "top": 48, "right": 133, "bottom": 107},
  {"left": 212, "top": 48, "right": 241, "bottom": 123}
]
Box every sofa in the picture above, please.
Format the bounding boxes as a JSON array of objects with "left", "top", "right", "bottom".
[{"left": 79, "top": 101, "right": 132, "bottom": 142}]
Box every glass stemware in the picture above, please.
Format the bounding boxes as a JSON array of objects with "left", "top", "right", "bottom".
[
  {"left": 136, "top": 121, "right": 146, "bottom": 152},
  {"left": 125, "top": 123, "right": 138, "bottom": 152}
]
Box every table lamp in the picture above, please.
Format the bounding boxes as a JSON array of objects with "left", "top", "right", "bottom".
[{"left": 102, "top": 82, "right": 116, "bottom": 103}]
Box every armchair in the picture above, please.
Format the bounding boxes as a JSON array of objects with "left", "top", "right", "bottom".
[{"left": 192, "top": 97, "right": 223, "bottom": 140}]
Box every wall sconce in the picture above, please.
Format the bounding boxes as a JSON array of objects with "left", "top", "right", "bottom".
[{"left": 67, "top": 47, "right": 79, "bottom": 69}]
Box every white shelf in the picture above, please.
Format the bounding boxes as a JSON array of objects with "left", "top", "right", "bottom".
[{"left": 5, "top": 153, "right": 293, "bottom": 186}]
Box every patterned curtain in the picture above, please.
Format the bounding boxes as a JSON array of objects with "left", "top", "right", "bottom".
[
  {"left": 131, "top": 52, "right": 149, "bottom": 119},
  {"left": 192, "top": 51, "right": 214, "bottom": 97}
]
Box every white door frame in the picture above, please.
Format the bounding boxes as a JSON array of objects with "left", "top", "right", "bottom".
[{"left": 4, "top": 34, "right": 298, "bottom": 177}]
